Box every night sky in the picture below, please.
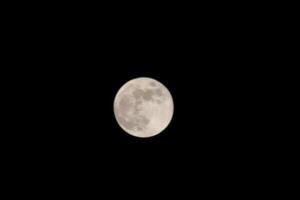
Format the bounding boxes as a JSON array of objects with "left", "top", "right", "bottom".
[{"left": 4, "top": 3, "right": 273, "bottom": 196}]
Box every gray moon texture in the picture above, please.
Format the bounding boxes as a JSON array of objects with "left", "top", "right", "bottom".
[{"left": 113, "top": 77, "right": 174, "bottom": 138}]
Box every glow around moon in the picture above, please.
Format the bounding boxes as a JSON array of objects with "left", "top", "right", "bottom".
[{"left": 113, "top": 77, "right": 174, "bottom": 138}]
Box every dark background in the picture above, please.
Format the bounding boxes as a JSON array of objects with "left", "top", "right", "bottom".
[{"left": 3, "top": 2, "right": 276, "bottom": 196}]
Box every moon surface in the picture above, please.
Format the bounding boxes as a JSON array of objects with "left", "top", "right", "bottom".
[{"left": 113, "top": 77, "right": 174, "bottom": 138}]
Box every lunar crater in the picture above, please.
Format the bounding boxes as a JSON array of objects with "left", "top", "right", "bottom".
[{"left": 150, "top": 81, "right": 157, "bottom": 87}]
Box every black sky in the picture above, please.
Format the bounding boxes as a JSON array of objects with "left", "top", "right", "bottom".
[{"left": 3, "top": 3, "right": 274, "bottom": 195}]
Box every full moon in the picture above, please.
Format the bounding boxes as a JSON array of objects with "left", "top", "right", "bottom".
[{"left": 113, "top": 77, "right": 174, "bottom": 138}]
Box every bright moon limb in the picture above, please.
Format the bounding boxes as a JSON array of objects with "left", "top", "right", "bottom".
[{"left": 113, "top": 77, "right": 174, "bottom": 138}]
